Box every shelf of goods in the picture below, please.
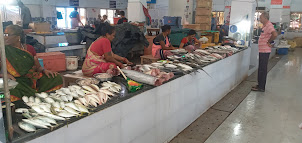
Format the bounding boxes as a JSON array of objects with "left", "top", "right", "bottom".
[{"left": 8, "top": 46, "right": 251, "bottom": 143}]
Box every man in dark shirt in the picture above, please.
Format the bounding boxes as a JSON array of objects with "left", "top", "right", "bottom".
[
  {"left": 18, "top": 1, "right": 32, "bottom": 29},
  {"left": 117, "top": 11, "right": 128, "bottom": 24}
]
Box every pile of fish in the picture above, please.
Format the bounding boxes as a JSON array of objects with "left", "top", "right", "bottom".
[{"left": 16, "top": 82, "right": 121, "bottom": 132}]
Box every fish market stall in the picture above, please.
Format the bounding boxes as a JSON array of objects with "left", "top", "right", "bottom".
[
  {"left": 28, "top": 33, "right": 67, "bottom": 46},
  {"left": 45, "top": 43, "right": 86, "bottom": 58},
  {"left": 4, "top": 45, "right": 251, "bottom": 143}
]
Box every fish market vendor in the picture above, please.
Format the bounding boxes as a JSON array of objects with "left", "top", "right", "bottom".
[
  {"left": 152, "top": 25, "right": 175, "bottom": 59},
  {"left": 179, "top": 30, "right": 201, "bottom": 52},
  {"left": 0, "top": 25, "right": 63, "bottom": 102},
  {"left": 82, "top": 25, "right": 133, "bottom": 77}
]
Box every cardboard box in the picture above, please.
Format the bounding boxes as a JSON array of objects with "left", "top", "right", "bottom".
[
  {"left": 29, "top": 22, "right": 51, "bottom": 32},
  {"left": 196, "top": 0, "right": 212, "bottom": 8},
  {"left": 196, "top": 8, "right": 212, "bottom": 16},
  {"left": 195, "top": 16, "right": 211, "bottom": 24},
  {"left": 183, "top": 24, "right": 201, "bottom": 30},
  {"left": 200, "top": 24, "right": 211, "bottom": 31}
]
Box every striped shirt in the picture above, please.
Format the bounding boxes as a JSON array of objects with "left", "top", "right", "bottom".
[{"left": 258, "top": 21, "right": 275, "bottom": 53}]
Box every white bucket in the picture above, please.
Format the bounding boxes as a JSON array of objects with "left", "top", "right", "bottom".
[{"left": 66, "top": 56, "right": 78, "bottom": 71}]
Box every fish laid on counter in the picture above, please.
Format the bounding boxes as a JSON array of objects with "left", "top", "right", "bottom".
[
  {"left": 18, "top": 122, "right": 36, "bottom": 132},
  {"left": 121, "top": 69, "right": 162, "bottom": 86}
]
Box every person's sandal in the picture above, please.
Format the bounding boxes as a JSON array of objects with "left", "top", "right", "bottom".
[{"left": 251, "top": 86, "right": 265, "bottom": 92}]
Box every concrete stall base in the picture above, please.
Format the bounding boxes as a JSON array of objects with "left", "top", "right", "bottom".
[{"left": 27, "top": 49, "right": 251, "bottom": 143}]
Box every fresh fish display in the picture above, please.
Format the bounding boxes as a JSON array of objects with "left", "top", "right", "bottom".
[
  {"left": 76, "top": 104, "right": 89, "bottom": 113},
  {"left": 22, "top": 119, "right": 48, "bottom": 129},
  {"left": 31, "top": 106, "right": 44, "bottom": 113},
  {"left": 38, "top": 112, "right": 65, "bottom": 121},
  {"left": 15, "top": 108, "right": 29, "bottom": 113},
  {"left": 22, "top": 96, "right": 29, "bottom": 103},
  {"left": 18, "top": 122, "right": 36, "bottom": 132},
  {"left": 57, "top": 111, "right": 76, "bottom": 118},
  {"left": 29, "top": 96, "right": 35, "bottom": 103},
  {"left": 65, "top": 103, "right": 80, "bottom": 111},
  {"left": 36, "top": 116, "right": 57, "bottom": 125},
  {"left": 64, "top": 107, "right": 79, "bottom": 115},
  {"left": 22, "top": 113, "right": 33, "bottom": 119}
]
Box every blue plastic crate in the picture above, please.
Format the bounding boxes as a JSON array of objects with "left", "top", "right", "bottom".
[
  {"left": 277, "top": 48, "right": 289, "bottom": 55},
  {"left": 163, "top": 16, "right": 182, "bottom": 28},
  {"left": 38, "top": 58, "right": 44, "bottom": 68}
]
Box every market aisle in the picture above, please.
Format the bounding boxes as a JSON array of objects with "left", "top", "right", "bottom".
[{"left": 204, "top": 49, "right": 302, "bottom": 143}]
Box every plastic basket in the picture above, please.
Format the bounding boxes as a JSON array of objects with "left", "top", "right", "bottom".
[{"left": 277, "top": 48, "right": 289, "bottom": 55}]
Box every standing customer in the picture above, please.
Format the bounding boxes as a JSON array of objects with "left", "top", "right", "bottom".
[
  {"left": 117, "top": 11, "right": 128, "bottom": 24},
  {"left": 18, "top": 1, "right": 32, "bottom": 29},
  {"left": 252, "top": 12, "right": 277, "bottom": 92},
  {"left": 69, "top": 7, "right": 83, "bottom": 29},
  {"left": 102, "top": 15, "right": 110, "bottom": 24}
]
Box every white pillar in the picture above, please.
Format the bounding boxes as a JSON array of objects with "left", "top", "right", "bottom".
[{"left": 127, "top": 0, "right": 147, "bottom": 22}]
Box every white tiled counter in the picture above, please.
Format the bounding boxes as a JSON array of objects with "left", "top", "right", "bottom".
[{"left": 28, "top": 48, "right": 251, "bottom": 143}]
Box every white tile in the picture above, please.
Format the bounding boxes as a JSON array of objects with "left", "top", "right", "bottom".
[
  {"left": 121, "top": 106, "right": 156, "bottom": 143},
  {"left": 130, "top": 127, "right": 156, "bottom": 143}
]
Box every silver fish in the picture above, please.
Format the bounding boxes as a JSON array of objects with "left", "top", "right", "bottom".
[
  {"left": 22, "top": 119, "right": 48, "bottom": 129},
  {"left": 60, "top": 102, "right": 65, "bottom": 109},
  {"left": 38, "top": 112, "right": 65, "bottom": 121},
  {"left": 57, "top": 111, "right": 76, "bottom": 118},
  {"left": 35, "top": 97, "right": 41, "bottom": 104},
  {"left": 44, "top": 97, "right": 55, "bottom": 104},
  {"left": 67, "top": 95, "right": 73, "bottom": 102},
  {"left": 64, "top": 107, "right": 79, "bottom": 115},
  {"left": 18, "top": 122, "right": 36, "bottom": 132},
  {"left": 32, "top": 106, "right": 44, "bottom": 113},
  {"left": 22, "top": 96, "right": 29, "bottom": 103},
  {"left": 79, "top": 98, "right": 89, "bottom": 106},
  {"left": 89, "top": 100, "right": 98, "bottom": 107},
  {"left": 15, "top": 108, "right": 29, "bottom": 113},
  {"left": 32, "top": 118, "right": 52, "bottom": 127},
  {"left": 89, "top": 84, "right": 100, "bottom": 92},
  {"left": 60, "top": 95, "right": 69, "bottom": 102},
  {"left": 52, "top": 102, "right": 60, "bottom": 109},
  {"left": 40, "top": 92, "right": 49, "bottom": 98},
  {"left": 76, "top": 104, "right": 89, "bottom": 113},
  {"left": 121, "top": 69, "right": 159, "bottom": 86},
  {"left": 82, "top": 86, "right": 97, "bottom": 93},
  {"left": 61, "top": 88, "right": 71, "bottom": 95},
  {"left": 70, "top": 92, "right": 79, "bottom": 98},
  {"left": 56, "top": 90, "right": 66, "bottom": 96},
  {"left": 22, "top": 113, "right": 32, "bottom": 119},
  {"left": 39, "top": 105, "right": 51, "bottom": 113},
  {"left": 37, "top": 116, "right": 57, "bottom": 125},
  {"left": 100, "top": 89, "right": 114, "bottom": 96},
  {"left": 74, "top": 100, "right": 83, "bottom": 106},
  {"left": 72, "top": 85, "right": 82, "bottom": 90},
  {"left": 76, "top": 89, "right": 85, "bottom": 97},
  {"left": 29, "top": 96, "right": 35, "bottom": 103},
  {"left": 65, "top": 103, "right": 80, "bottom": 111}
]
